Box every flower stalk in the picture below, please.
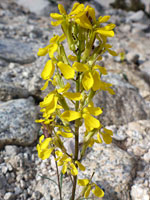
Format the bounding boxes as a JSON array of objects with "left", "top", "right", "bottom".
[{"left": 36, "top": 2, "right": 117, "bottom": 199}]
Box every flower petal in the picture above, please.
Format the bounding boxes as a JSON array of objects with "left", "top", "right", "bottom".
[
  {"left": 75, "top": 161, "right": 85, "bottom": 171},
  {"left": 40, "top": 138, "right": 51, "bottom": 149},
  {"left": 51, "top": 20, "right": 63, "bottom": 26},
  {"left": 93, "top": 65, "right": 107, "bottom": 75},
  {"left": 104, "top": 23, "right": 116, "bottom": 30},
  {"left": 37, "top": 46, "right": 49, "bottom": 56},
  {"left": 97, "top": 133, "right": 103, "bottom": 143},
  {"left": 40, "top": 93, "right": 55, "bottom": 107},
  {"left": 98, "top": 15, "right": 110, "bottom": 23},
  {"left": 61, "top": 110, "right": 81, "bottom": 121},
  {"left": 57, "top": 82, "right": 71, "bottom": 93},
  {"left": 85, "top": 5, "right": 96, "bottom": 24},
  {"left": 78, "top": 179, "right": 89, "bottom": 186},
  {"left": 50, "top": 13, "right": 63, "bottom": 20},
  {"left": 57, "top": 61, "right": 75, "bottom": 79},
  {"left": 57, "top": 131, "right": 73, "bottom": 138},
  {"left": 75, "top": 15, "right": 92, "bottom": 29},
  {"left": 45, "top": 96, "right": 58, "bottom": 116},
  {"left": 85, "top": 185, "right": 92, "bottom": 198},
  {"left": 58, "top": 4, "right": 67, "bottom": 15},
  {"left": 83, "top": 114, "right": 100, "bottom": 132},
  {"left": 96, "top": 29, "right": 114, "bottom": 37},
  {"left": 48, "top": 43, "right": 58, "bottom": 58},
  {"left": 92, "top": 70, "right": 101, "bottom": 91},
  {"left": 39, "top": 135, "right": 44, "bottom": 144},
  {"left": 41, "top": 60, "right": 55, "bottom": 80},
  {"left": 62, "top": 163, "right": 67, "bottom": 174},
  {"left": 69, "top": 3, "right": 84, "bottom": 16},
  {"left": 63, "top": 92, "right": 82, "bottom": 101},
  {"left": 38, "top": 148, "right": 54, "bottom": 160},
  {"left": 92, "top": 185, "right": 104, "bottom": 198},
  {"left": 41, "top": 80, "right": 49, "bottom": 91},
  {"left": 68, "top": 55, "right": 77, "bottom": 61},
  {"left": 102, "top": 134, "right": 112, "bottom": 144},
  {"left": 72, "top": 62, "right": 89, "bottom": 72},
  {"left": 70, "top": 163, "right": 78, "bottom": 176},
  {"left": 83, "top": 106, "right": 103, "bottom": 116},
  {"left": 82, "top": 71, "right": 94, "bottom": 91}
]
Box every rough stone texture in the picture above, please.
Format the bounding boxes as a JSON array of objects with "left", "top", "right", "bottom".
[
  {"left": 16, "top": 0, "right": 55, "bottom": 16},
  {"left": 126, "top": 10, "right": 147, "bottom": 23},
  {"left": 80, "top": 143, "right": 136, "bottom": 200},
  {"left": 0, "top": 0, "right": 150, "bottom": 199},
  {"left": 94, "top": 74, "right": 150, "bottom": 126},
  {"left": 110, "top": 120, "right": 150, "bottom": 200},
  {"left": 35, "top": 143, "right": 135, "bottom": 200},
  {"left": 0, "top": 98, "right": 40, "bottom": 148},
  {"left": 139, "top": 60, "right": 150, "bottom": 77},
  {"left": 0, "top": 81, "right": 30, "bottom": 101},
  {"left": 0, "top": 39, "right": 36, "bottom": 64},
  {"left": 131, "top": 164, "right": 150, "bottom": 200},
  {"left": 4, "top": 145, "right": 18, "bottom": 156},
  {"left": 111, "top": 120, "right": 150, "bottom": 158}
]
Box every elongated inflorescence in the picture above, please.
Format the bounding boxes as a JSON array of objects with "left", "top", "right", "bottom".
[{"left": 36, "top": 2, "right": 117, "bottom": 199}]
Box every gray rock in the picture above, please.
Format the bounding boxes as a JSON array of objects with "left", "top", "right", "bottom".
[
  {"left": 126, "top": 10, "right": 147, "bottom": 23},
  {"left": 131, "top": 184, "right": 150, "bottom": 200},
  {"left": 80, "top": 143, "right": 136, "bottom": 200},
  {"left": 94, "top": 73, "right": 150, "bottom": 126},
  {"left": 32, "top": 191, "right": 42, "bottom": 199},
  {"left": 139, "top": 60, "right": 150, "bottom": 76},
  {"left": 0, "top": 59, "right": 8, "bottom": 67},
  {"left": 0, "top": 81, "right": 30, "bottom": 101},
  {"left": 112, "top": 120, "right": 150, "bottom": 158},
  {"left": 0, "top": 98, "right": 40, "bottom": 149},
  {"left": 14, "top": 187, "right": 22, "bottom": 195},
  {"left": 0, "top": 174, "right": 7, "bottom": 190},
  {"left": 121, "top": 24, "right": 132, "bottom": 33},
  {"left": 2, "top": 165, "right": 8, "bottom": 174},
  {"left": 132, "top": 23, "right": 149, "bottom": 34},
  {"left": 4, "top": 192, "right": 15, "bottom": 200},
  {"left": 16, "top": 0, "right": 58, "bottom": 16},
  {"left": 131, "top": 163, "right": 150, "bottom": 200},
  {"left": 5, "top": 145, "right": 18, "bottom": 155},
  {"left": 126, "top": 52, "right": 140, "bottom": 64},
  {"left": 0, "top": 39, "right": 36, "bottom": 64}
]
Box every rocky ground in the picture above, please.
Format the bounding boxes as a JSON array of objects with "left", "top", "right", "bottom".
[{"left": 0, "top": 0, "right": 150, "bottom": 199}]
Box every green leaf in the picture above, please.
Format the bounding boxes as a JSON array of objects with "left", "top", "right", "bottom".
[
  {"left": 60, "top": 172, "right": 63, "bottom": 190},
  {"left": 39, "top": 175, "right": 58, "bottom": 186}
]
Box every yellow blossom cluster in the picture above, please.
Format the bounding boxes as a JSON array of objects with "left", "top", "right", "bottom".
[{"left": 36, "top": 2, "right": 116, "bottom": 199}]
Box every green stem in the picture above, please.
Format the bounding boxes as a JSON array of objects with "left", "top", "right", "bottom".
[
  {"left": 71, "top": 52, "right": 81, "bottom": 200},
  {"left": 54, "top": 152, "right": 62, "bottom": 200}
]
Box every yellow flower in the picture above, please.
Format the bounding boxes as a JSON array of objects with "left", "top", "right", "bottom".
[
  {"left": 57, "top": 130, "right": 73, "bottom": 138},
  {"left": 57, "top": 153, "right": 78, "bottom": 176},
  {"left": 61, "top": 102, "right": 102, "bottom": 132},
  {"left": 37, "top": 135, "right": 54, "bottom": 160},
  {"left": 92, "top": 184, "right": 104, "bottom": 198},
  {"left": 72, "top": 62, "right": 113, "bottom": 93},
  {"left": 100, "top": 128, "right": 113, "bottom": 144},
  {"left": 57, "top": 61, "right": 75, "bottom": 79},
  {"left": 37, "top": 34, "right": 65, "bottom": 58},
  {"left": 78, "top": 179, "right": 89, "bottom": 186},
  {"left": 50, "top": 3, "right": 84, "bottom": 26},
  {"left": 104, "top": 43, "right": 118, "bottom": 56},
  {"left": 77, "top": 179, "right": 104, "bottom": 198},
  {"left": 61, "top": 110, "right": 81, "bottom": 122}
]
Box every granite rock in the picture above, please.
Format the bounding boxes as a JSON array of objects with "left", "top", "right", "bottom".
[
  {"left": 0, "top": 81, "right": 30, "bottom": 101},
  {"left": 94, "top": 74, "right": 150, "bottom": 126},
  {"left": 0, "top": 39, "right": 36, "bottom": 64},
  {"left": 0, "top": 97, "right": 40, "bottom": 148}
]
